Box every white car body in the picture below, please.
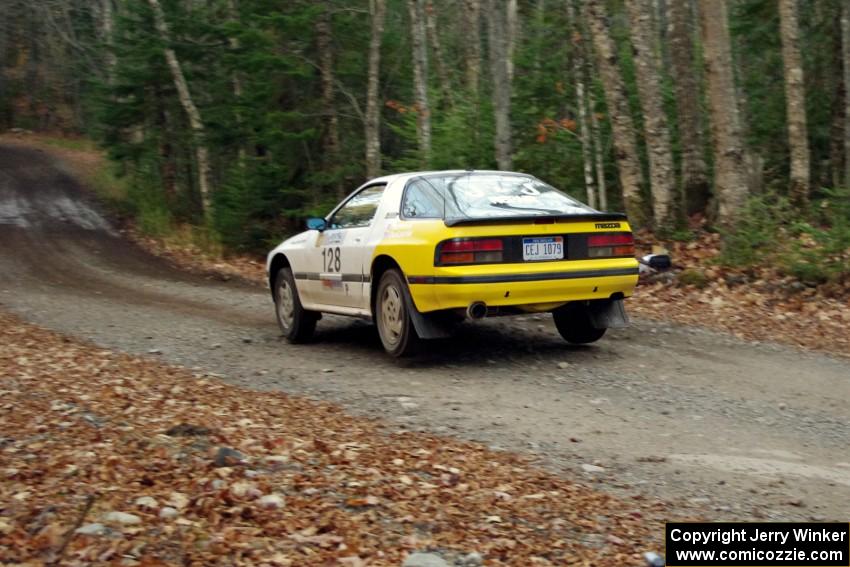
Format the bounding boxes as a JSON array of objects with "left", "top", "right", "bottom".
[{"left": 265, "top": 171, "right": 416, "bottom": 319}]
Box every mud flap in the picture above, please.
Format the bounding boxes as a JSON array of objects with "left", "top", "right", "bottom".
[
  {"left": 587, "top": 298, "right": 629, "bottom": 329},
  {"left": 403, "top": 289, "right": 454, "bottom": 339}
]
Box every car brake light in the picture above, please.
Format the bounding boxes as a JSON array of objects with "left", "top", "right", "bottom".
[
  {"left": 587, "top": 233, "right": 635, "bottom": 258},
  {"left": 438, "top": 238, "right": 504, "bottom": 265}
]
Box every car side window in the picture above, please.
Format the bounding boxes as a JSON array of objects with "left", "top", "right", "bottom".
[
  {"left": 329, "top": 185, "right": 386, "bottom": 229},
  {"left": 402, "top": 181, "right": 444, "bottom": 218}
]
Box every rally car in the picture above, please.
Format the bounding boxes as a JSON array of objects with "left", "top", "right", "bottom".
[{"left": 266, "top": 170, "right": 639, "bottom": 356}]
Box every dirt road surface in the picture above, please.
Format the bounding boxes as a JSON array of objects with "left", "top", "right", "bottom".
[{"left": 1, "top": 144, "right": 848, "bottom": 522}]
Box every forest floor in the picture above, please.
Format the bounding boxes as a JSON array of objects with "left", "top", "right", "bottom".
[{"left": 0, "top": 311, "right": 662, "bottom": 566}]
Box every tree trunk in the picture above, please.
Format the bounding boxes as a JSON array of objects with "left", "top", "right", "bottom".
[
  {"left": 101, "top": 0, "right": 116, "bottom": 85},
  {"left": 408, "top": 0, "right": 432, "bottom": 165},
  {"left": 567, "top": 0, "right": 596, "bottom": 208},
  {"left": 668, "top": 0, "right": 709, "bottom": 215},
  {"left": 462, "top": 0, "right": 481, "bottom": 98},
  {"left": 626, "top": 0, "right": 678, "bottom": 232},
  {"left": 147, "top": 0, "right": 213, "bottom": 221},
  {"left": 486, "top": 0, "right": 513, "bottom": 170},
  {"left": 699, "top": 0, "right": 748, "bottom": 229},
  {"left": 778, "top": 0, "right": 810, "bottom": 206},
  {"left": 589, "top": 85, "right": 608, "bottom": 211},
  {"left": 585, "top": 0, "right": 646, "bottom": 225},
  {"left": 154, "top": 84, "right": 177, "bottom": 206},
  {"left": 226, "top": 0, "right": 246, "bottom": 168},
  {"left": 0, "top": 4, "right": 8, "bottom": 129},
  {"left": 505, "top": 0, "right": 518, "bottom": 85},
  {"left": 842, "top": 2, "right": 850, "bottom": 187},
  {"left": 425, "top": 1, "right": 453, "bottom": 108},
  {"left": 828, "top": 12, "right": 845, "bottom": 190},
  {"left": 316, "top": 4, "right": 342, "bottom": 197},
  {"left": 365, "top": 0, "right": 387, "bottom": 179}
]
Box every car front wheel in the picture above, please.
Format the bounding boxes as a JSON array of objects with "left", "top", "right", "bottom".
[
  {"left": 375, "top": 269, "right": 419, "bottom": 357},
  {"left": 553, "top": 303, "right": 607, "bottom": 344},
  {"left": 274, "top": 267, "right": 317, "bottom": 343}
]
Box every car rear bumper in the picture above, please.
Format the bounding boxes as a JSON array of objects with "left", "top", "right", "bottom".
[{"left": 407, "top": 261, "right": 639, "bottom": 313}]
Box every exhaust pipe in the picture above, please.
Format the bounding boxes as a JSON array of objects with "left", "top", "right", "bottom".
[{"left": 467, "top": 301, "right": 487, "bottom": 320}]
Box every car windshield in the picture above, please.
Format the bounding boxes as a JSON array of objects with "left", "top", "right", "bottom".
[{"left": 402, "top": 173, "right": 595, "bottom": 221}]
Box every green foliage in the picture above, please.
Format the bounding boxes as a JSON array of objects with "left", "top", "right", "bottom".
[
  {"left": 721, "top": 190, "right": 850, "bottom": 285},
  {"left": 88, "top": 162, "right": 132, "bottom": 216},
  {"left": 677, "top": 269, "right": 709, "bottom": 288},
  {"left": 720, "top": 193, "right": 794, "bottom": 267},
  {"left": 781, "top": 190, "right": 850, "bottom": 284}
]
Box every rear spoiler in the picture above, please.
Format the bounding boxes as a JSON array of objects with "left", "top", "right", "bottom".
[{"left": 444, "top": 212, "right": 628, "bottom": 227}]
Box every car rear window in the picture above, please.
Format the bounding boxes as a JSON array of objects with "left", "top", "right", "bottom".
[{"left": 401, "top": 173, "right": 595, "bottom": 221}]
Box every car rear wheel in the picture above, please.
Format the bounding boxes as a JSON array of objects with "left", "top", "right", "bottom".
[
  {"left": 274, "top": 267, "right": 317, "bottom": 343},
  {"left": 553, "top": 303, "right": 607, "bottom": 345},
  {"left": 375, "top": 269, "right": 419, "bottom": 357}
]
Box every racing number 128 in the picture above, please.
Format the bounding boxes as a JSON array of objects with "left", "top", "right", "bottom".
[{"left": 322, "top": 247, "right": 341, "bottom": 272}]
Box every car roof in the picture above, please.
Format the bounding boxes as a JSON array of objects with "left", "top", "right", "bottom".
[{"left": 370, "top": 170, "right": 534, "bottom": 185}]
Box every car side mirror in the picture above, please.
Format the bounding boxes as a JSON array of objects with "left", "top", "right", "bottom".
[{"left": 306, "top": 217, "right": 327, "bottom": 231}]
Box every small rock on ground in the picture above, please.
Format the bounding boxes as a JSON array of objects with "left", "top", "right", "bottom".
[
  {"left": 134, "top": 496, "right": 158, "bottom": 509},
  {"left": 213, "top": 446, "right": 246, "bottom": 467},
  {"left": 102, "top": 511, "right": 141, "bottom": 525},
  {"left": 402, "top": 552, "right": 449, "bottom": 567},
  {"left": 257, "top": 494, "right": 285, "bottom": 509},
  {"left": 75, "top": 523, "right": 108, "bottom": 536},
  {"left": 458, "top": 551, "right": 483, "bottom": 566}
]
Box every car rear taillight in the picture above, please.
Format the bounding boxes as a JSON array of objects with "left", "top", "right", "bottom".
[
  {"left": 587, "top": 233, "right": 635, "bottom": 258},
  {"left": 438, "top": 238, "right": 504, "bottom": 265}
]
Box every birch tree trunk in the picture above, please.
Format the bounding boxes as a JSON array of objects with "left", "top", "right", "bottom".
[
  {"left": 425, "top": 1, "right": 453, "bottom": 108},
  {"left": 316, "top": 5, "right": 342, "bottom": 197},
  {"left": 699, "top": 0, "right": 748, "bottom": 228},
  {"left": 487, "top": 0, "right": 513, "bottom": 170},
  {"left": 778, "top": 0, "right": 810, "bottom": 205},
  {"left": 147, "top": 0, "right": 213, "bottom": 221},
  {"left": 585, "top": 0, "right": 646, "bottom": 226},
  {"left": 668, "top": 0, "right": 709, "bottom": 215},
  {"left": 841, "top": 2, "right": 850, "bottom": 186},
  {"left": 365, "top": 0, "right": 387, "bottom": 178},
  {"left": 626, "top": 0, "right": 678, "bottom": 233},
  {"left": 589, "top": 85, "right": 608, "bottom": 210},
  {"left": 505, "top": 0, "right": 518, "bottom": 85},
  {"left": 567, "top": 0, "right": 596, "bottom": 208},
  {"left": 463, "top": 0, "right": 481, "bottom": 98},
  {"left": 408, "top": 0, "right": 432, "bottom": 165}
]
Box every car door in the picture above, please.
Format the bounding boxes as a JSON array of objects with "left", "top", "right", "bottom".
[{"left": 312, "top": 184, "right": 387, "bottom": 309}]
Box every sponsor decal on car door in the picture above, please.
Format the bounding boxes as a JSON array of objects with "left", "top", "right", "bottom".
[{"left": 313, "top": 185, "right": 386, "bottom": 308}]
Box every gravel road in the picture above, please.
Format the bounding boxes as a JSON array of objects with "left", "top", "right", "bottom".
[{"left": 1, "top": 144, "right": 848, "bottom": 522}]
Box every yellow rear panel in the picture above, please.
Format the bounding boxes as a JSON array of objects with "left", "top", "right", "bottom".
[{"left": 372, "top": 219, "right": 639, "bottom": 313}]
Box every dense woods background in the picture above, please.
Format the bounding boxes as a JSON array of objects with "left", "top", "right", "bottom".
[{"left": 0, "top": 0, "right": 848, "bottom": 283}]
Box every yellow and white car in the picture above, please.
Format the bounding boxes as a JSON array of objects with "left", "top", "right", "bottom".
[{"left": 266, "top": 170, "right": 639, "bottom": 356}]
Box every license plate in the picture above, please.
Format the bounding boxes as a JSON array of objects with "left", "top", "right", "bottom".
[{"left": 522, "top": 236, "right": 564, "bottom": 261}]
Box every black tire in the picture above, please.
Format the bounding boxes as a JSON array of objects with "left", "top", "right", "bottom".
[
  {"left": 375, "top": 269, "right": 420, "bottom": 357},
  {"left": 553, "top": 303, "right": 607, "bottom": 344},
  {"left": 273, "top": 267, "right": 317, "bottom": 343}
]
